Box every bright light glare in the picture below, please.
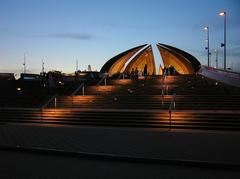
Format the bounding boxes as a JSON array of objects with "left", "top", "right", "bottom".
[{"left": 219, "top": 12, "right": 226, "bottom": 16}]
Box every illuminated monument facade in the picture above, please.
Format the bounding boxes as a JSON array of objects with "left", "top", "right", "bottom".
[{"left": 100, "top": 44, "right": 201, "bottom": 76}]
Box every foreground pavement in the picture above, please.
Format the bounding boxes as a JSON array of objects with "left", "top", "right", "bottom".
[
  {"left": 1, "top": 150, "right": 239, "bottom": 179},
  {"left": 0, "top": 123, "right": 240, "bottom": 178}
]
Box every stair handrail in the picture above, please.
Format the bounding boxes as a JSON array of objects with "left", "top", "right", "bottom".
[
  {"left": 97, "top": 73, "right": 108, "bottom": 86},
  {"left": 168, "top": 93, "right": 176, "bottom": 128},
  {"left": 162, "top": 69, "right": 167, "bottom": 85},
  {"left": 117, "top": 73, "right": 123, "bottom": 80},
  {"left": 72, "top": 82, "right": 85, "bottom": 96},
  {"left": 41, "top": 93, "right": 58, "bottom": 109},
  {"left": 161, "top": 70, "right": 167, "bottom": 108},
  {"left": 40, "top": 93, "right": 58, "bottom": 123}
]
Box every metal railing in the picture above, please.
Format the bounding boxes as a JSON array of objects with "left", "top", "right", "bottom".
[
  {"left": 97, "top": 74, "right": 108, "bottom": 86},
  {"left": 161, "top": 69, "right": 167, "bottom": 86},
  {"left": 161, "top": 89, "right": 164, "bottom": 109},
  {"left": 39, "top": 93, "right": 58, "bottom": 123},
  {"left": 117, "top": 73, "right": 125, "bottom": 80},
  {"left": 72, "top": 82, "right": 85, "bottom": 96},
  {"left": 41, "top": 94, "right": 58, "bottom": 109},
  {"left": 161, "top": 70, "right": 168, "bottom": 109},
  {"left": 168, "top": 93, "right": 176, "bottom": 128}
]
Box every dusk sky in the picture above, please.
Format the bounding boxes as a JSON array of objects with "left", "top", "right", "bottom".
[{"left": 0, "top": 0, "right": 239, "bottom": 75}]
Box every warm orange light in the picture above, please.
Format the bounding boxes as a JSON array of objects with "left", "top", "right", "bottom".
[
  {"left": 41, "top": 109, "right": 71, "bottom": 118},
  {"left": 139, "top": 76, "right": 145, "bottom": 80},
  {"left": 50, "top": 95, "right": 99, "bottom": 108},
  {"left": 96, "top": 85, "right": 116, "bottom": 92},
  {"left": 117, "top": 79, "right": 132, "bottom": 85},
  {"left": 71, "top": 95, "right": 98, "bottom": 103}
]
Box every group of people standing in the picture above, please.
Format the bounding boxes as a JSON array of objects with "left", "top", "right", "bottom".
[{"left": 129, "top": 64, "right": 148, "bottom": 80}]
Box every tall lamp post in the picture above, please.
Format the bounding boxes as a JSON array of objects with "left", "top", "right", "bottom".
[
  {"left": 204, "top": 26, "right": 210, "bottom": 67},
  {"left": 219, "top": 11, "right": 226, "bottom": 70},
  {"left": 23, "top": 53, "right": 26, "bottom": 73},
  {"left": 215, "top": 49, "right": 218, "bottom": 69}
]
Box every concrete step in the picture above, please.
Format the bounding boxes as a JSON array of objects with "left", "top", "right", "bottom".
[{"left": 1, "top": 109, "right": 240, "bottom": 130}]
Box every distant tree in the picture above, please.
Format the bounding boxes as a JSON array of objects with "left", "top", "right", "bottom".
[{"left": 46, "top": 71, "right": 64, "bottom": 87}]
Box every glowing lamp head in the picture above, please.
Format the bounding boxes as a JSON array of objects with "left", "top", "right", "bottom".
[
  {"left": 219, "top": 11, "right": 226, "bottom": 16},
  {"left": 204, "top": 27, "right": 208, "bottom": 31}
]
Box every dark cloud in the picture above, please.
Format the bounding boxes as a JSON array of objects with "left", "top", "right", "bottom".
[{"left": 48, "top": 33, "right": 93, "bottom": 40}]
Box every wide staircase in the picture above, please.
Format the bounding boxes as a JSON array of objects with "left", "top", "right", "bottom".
[{"left": 0, "top": 74, "right": 240, "bottom": 130}]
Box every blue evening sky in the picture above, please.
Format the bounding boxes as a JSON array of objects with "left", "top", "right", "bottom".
[{"left": 0, "top": 0, "right": 239, "bottom": 75}]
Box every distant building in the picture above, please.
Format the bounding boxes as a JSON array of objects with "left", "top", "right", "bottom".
[
  {"left": 20, "top": 73, "right": 43, "bottom": 81},
  {"left": 17, "top": 73, "right": 45, "bottom": 95},
  {"left": 0, "top": 73, "right": 15, "bottom": 81},
  {"left": 0, "top": 73, "right": 16, "bottom": 95}
]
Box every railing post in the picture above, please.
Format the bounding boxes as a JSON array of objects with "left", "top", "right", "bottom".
[
  {"left": 161, "top": 89, "right": 164, "bottom": 109},
  {"left": 71, "top": 95, "right": 73, "bottom": 106},
  {"left": 82, "top": 85, "right": 85, "bottom": 96},
  {"left": 41, "top": 108, "right": 43, "bottom": 123},
  {"left": 161, "top": 76, "right": 164, "bottom": 86},
  {"left": 173, "top": 93, "right": 176, "bottom": 110},
  {"left": 168, "top": 93, "right": 176, "bottom": 129},
  {"left": 169, "top": 111, "right": 172, "bottom": 128},
  {"left": 104, "top": 78, "right": 107, "bottom": 86},
  {"left": 161, "top": 73, "right": 164, "bottom": 109},
  {"left": 54, "top": 97, "right": 57, "bottom": 108},
  {"left": 166, "top": 85, "right": 168, "bottom": 95}
]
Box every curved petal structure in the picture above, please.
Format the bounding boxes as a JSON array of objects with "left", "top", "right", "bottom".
[
  {"left": 101, "top": 43, "right": 201, "bottom": 76},
  {"left": 157, "top": 43, "right": 201, "bottom": 74},
  {"left": 125, "top": 45, "right": 156, "bottom": 75},
  {"left": 100, "top": 44, "right": 147, "bottom": 75}
]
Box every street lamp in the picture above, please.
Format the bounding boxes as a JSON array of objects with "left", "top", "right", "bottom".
[
  {"left": 209, "top": 52, "right": 212, "bottom": 67},
  {"left": 214, "top": 49, "right": 219, "bottom": 69},
  {"left": 23, "top": 53, "right": 26, "bottom": 73},
  {"left": 219, "top": 11, "right": 226, "bottom": 70},
  {"left": 204, "top": 26, "right": 210, "bottom": 67}
]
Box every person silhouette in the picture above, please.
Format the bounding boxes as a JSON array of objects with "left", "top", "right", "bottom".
[
  {"left": 130, "top": 68, "right": 134, "bottom": 79},
  {"left": 134, "top": 67, "right": 139, "bottom": 80},
  {"left": 144, "top": 64, "right": 148, "bottom": 77}
]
